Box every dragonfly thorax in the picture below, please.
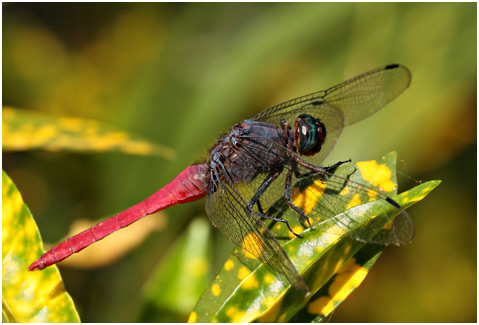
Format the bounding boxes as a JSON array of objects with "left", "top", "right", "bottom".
[
  {"left": 293, "top": 114, "right": 326, "bottom": 156},
  {"left": 207, "top": 120, "right": 288, "bottom": 185}
]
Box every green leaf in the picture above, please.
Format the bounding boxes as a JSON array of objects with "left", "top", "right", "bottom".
[
  {"left": 290, "top": 178, "right": 441, "bottom": 323},
  {"left": 2, "top": 107, "right": 175, "bottom": 159},
  {"left": 2, "top": 170, "right": 80, "bottom": 322},
  {"left": 190, "top": 153, "right": 440, "bottom": 323},
  {"left": 140, "top": 217, "right": 212, "bottom": 322}
]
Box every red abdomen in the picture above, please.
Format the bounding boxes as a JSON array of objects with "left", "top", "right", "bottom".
[{"left": 29, "top": 164, "right": 210, "bottom": 271}]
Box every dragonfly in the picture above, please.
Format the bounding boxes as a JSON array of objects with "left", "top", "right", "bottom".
[{"left": 29, "top": 64, "right": 413, "bottom": 293}]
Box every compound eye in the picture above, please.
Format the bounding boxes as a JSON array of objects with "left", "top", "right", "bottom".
[{"left": 294, "top": 114, "right": 326, "bottom": 156}]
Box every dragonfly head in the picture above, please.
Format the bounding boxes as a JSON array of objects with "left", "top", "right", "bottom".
[{"left": 293, "top": 114, "right": 326, "bottom": 156}]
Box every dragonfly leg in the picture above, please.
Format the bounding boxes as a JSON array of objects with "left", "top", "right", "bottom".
[
  {"left": 323, "top": 159, "right": 352, "bottom": 172},
  {"left": 246, "top": 169, "right": 282, "bottom": 210},
  {"left": 256, "top": 200, "right": 276, "bottom": 228},
  {"left": 285, "top": 164, "right": 312, "bottom": 229},
  {"left": 291, "top": 159, "right": 351, "bottom": 180},
  {"left": 250, "top": 210, "right": 302, "bottom": 238},
  {"left": 294, "top": 157, "right": 351, "bottom": 174},
  {"left": 245, "top": 169, "right": 302, "bottom": 238},
  {"left": 256, "top": 200, "right": 265, "bottom": 214},
  {"left": 294, "top": 156, "right": 405, "bottom": 212}
]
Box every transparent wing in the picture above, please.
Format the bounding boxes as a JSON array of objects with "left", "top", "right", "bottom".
[
  {"left": 204, "top": 105, "right": 414, "bottom": 290},
  {"left": 253, "top": 64, "right": 411, "bottom": 127},
  {"left": 286, "top": 164, "right": 415, "bottom": 246},
  {"left": 205, "top": 168, "right": 308, "bottom": 292},
  {"left": 252, "top": 64, "right": 411, "bottom": 165},
  {"left": 225, "top": 131, "right": 414, "bottom": 246}
]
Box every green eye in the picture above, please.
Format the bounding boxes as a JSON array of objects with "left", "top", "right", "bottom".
[{"left": 294, "top": 114, "right": 326, "bottom": 156}]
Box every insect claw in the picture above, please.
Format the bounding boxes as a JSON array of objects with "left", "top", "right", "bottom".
[
  {"left": 307, "top": 220, "right": 313, "bottom": 230},
  {"left": 323, "top": 159, "right": 352, "bottom": 172},
  {"left": 291, "top": 231, "right": 303, "bottom": 238}
]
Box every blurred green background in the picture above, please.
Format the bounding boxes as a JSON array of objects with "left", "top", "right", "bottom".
[{"left": 3, "top": 3, "right": 476, "bottom": 322}]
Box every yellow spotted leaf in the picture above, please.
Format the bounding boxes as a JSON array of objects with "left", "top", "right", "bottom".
[
  {"left": 2, "top": 170, "right": 80, "bottom": 323},
  {"left": 290, "top": 244, "right": 384, "bottom": 322},
  {"left": 191, "top": 153, "right": 441, "bottom": 322},
  {"left": 2, "top": 107, "right": 175, "bottom": 158}
]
